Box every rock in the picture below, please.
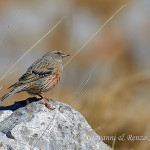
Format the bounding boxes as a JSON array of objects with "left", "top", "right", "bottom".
[{"left": 0, "top": 98, "right": 112, "bottom": 150}]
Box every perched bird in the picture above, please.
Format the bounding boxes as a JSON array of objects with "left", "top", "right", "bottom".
[{"left": 0, "top": 50, "right": 70, "bottom": 109}]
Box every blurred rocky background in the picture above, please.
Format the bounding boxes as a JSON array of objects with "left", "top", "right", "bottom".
[{"left": 0, "top": 0, "right": 150, "bottom": 149}]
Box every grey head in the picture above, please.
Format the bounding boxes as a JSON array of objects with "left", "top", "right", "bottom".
[{"left": 43, "top": 50, "right": 70, "bottom": 64}]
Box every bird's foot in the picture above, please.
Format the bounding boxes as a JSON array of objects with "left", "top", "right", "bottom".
[
  {"left": 38, "top": 94, "right": 55, "bottom": 110},
  {"left": 45, "top": 103, "right": 55, "bottom": 110},
  {"left": 40, "top": 101, "right": 55, "bottom": 110}
]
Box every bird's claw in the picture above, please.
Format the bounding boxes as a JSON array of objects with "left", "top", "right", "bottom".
[
  {"left": 40, "top": 101, "right": 55, "bottom": 110},
  {"left": 45, "top": 103, "right": 55, "bottom": 110}
]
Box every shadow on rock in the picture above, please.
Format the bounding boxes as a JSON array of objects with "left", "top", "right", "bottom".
[{"left": 0, "top": 97, "right": 41, "bottom": 111}]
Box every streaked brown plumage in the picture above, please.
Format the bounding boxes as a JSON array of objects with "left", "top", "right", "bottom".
[{"left": 1, "top": 50, "right": 70, "bottom": 109}]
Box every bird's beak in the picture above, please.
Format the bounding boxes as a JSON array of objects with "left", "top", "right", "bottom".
[{"left": 62, "top": 53, "right": 70, "bottom": 57}]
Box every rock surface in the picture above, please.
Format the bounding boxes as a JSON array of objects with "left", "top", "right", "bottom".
[{"left": 0, "top": 98, "right": 112, "bottom": 150}]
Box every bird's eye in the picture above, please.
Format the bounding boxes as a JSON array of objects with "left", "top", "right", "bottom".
[{"left": 57, "top": 52, "right": 61, "bottom": 55}]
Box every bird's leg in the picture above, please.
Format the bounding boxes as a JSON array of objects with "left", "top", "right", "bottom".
[
  {"left": 38, "top": 94, "right": 55, "bottom": 110},
  {"left": 38, "top": 94, "right": 52, "bottom": 101},
  {"left": 42, "top": 96, "right": 52, "bottom": 101}
]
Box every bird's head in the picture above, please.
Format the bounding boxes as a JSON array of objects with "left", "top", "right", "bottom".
[{"left": 44, "top": 50, "right": 70, "bottom": 63}]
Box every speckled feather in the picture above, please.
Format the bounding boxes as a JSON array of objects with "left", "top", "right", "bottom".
[{"left": 1, "top": 50, "right": 69, "bottom": 101}]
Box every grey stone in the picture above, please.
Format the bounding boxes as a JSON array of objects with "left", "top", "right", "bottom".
[{"left": 0, "top": 99, "right": 112, "bottom": 150}]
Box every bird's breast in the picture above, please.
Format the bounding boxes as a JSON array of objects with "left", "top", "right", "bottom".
[{"left": 42, "top": 68, "right": 61, "bottom": 91}]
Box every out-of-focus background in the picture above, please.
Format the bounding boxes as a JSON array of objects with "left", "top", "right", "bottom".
[{"left": 0, "top": 0, "right": 150, "bottom": 149}]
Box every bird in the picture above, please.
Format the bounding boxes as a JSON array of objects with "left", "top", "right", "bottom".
[{"left": 0, "top": 50, "right": 70, "bottom": 109}]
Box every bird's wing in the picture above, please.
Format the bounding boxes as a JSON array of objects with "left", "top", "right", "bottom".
[
  {"left": 32, "top": 67, "right": 54, "bottom": 77},
  {"left": 8, "top": 59, "right": 55, "bottom": 89},
  {"left": 19, "top": 58, "right": 55, "bottom": 81}
]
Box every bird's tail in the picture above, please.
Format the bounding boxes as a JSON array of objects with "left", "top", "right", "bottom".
[
  {"left": 1, "top": 92, "right": 12, "bottom": 101},
  {"left": 0, "top": 85, "right": 27, "bottom": 101}
]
